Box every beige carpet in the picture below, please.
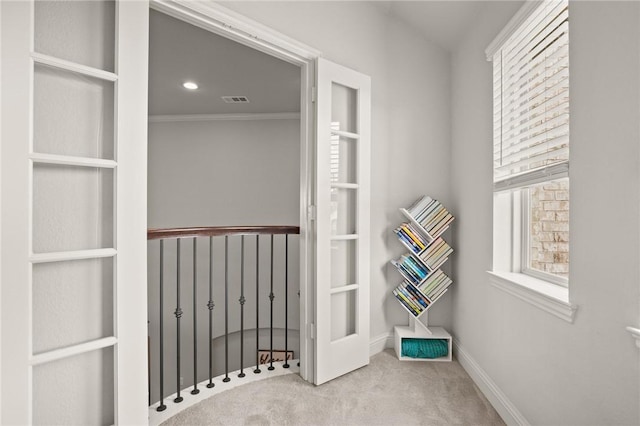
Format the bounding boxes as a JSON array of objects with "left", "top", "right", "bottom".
[{"left": 162, "top": 349, "right": 504, "bottom": 426}]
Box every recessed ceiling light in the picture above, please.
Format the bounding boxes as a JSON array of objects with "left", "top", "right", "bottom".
[{"left": 183, "top": 81, "right": 198, "bottom": 90}]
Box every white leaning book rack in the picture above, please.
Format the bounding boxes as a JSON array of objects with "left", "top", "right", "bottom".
[{"left": 390, "top": 196, "right": 454, "bottom": 362}]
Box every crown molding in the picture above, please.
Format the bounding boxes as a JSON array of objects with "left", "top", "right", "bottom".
[
  {"left": 150, "top": 0, "right": 321, "bottom": 64},
  {"left": 149, "top": 112, "right": 301, "bottom": 123}
]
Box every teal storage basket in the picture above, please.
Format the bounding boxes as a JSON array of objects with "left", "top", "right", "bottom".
[{"left": 401, "top": 338, "right": 448, "bottom": 359}]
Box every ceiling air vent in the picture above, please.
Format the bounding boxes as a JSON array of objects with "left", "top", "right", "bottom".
[{"left": 221, "top": 96, "right": 250, "bottom": 104}]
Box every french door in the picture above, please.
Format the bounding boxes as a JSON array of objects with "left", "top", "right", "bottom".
[
  {"left": 314, "top": 58, "right": 371, "bottom": 385},
  {"left": 0, "top": 1, "right": 149, "bottom": 424},
  {"left": 0, "top": 3, "right": 372, "bottom": 421}
]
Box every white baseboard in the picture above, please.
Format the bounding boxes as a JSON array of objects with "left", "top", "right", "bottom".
[
  {"left": 369, "top": 332, "right": 393, "bottom": 356},
  {"left": 453, "top": 339, "right": 529, "bottom": 426}
]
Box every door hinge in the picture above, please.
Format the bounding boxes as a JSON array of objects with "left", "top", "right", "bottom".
[
  {"left": 308, "top": 205, "right": 316, "bottom": 221},
  {"left": 308, "top": 323, "right": 315, "bottom": 339},
  {"left": 311, "top": 86, "right": 317, "bottom": 103}
]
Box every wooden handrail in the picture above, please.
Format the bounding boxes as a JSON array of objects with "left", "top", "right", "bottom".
[{"left": 147, "top": 225, "right": 300, "bottom": 240}]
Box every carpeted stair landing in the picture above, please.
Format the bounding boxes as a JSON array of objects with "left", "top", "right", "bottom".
[{"left": 161, "top": 349, "right": 504, "bottom": 425}]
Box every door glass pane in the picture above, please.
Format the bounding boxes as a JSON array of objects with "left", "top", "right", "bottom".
[
  {"left": 329, "top": 132, "right": 357, "bottom": 184},
  {"left": 331, "top": 82, "right": 357, "bottom": 134},
  {"left": 34, "top": 0, "right": 115, "bottom": 72},
  {"left": 33, "top": 164, "right": 114, "bottom": 253},
  {"left": 331, "top": 290, "right": 356, "bottom": 341},
  {"left": 33, "top": 258, "right": 113, "bottom": 354},
  {"left": 34, "top": 64, "right": 115, "bottom": 159},
  {"left": 33, "top": 347, "right": 114, "bottom": 425},
  {"left": 330, "top": 239, "right": 356, "bottom": 288},
  {"left": 330, "top": 188, "right": 356, "bottom": 235}
]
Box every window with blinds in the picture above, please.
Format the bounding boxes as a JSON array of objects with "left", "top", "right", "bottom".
[
  {"left": 493, "top": 0, "right": 569, "bottom": 190},
  {"left": 489, "top": 0, "right": 570, "bottom": 285}
]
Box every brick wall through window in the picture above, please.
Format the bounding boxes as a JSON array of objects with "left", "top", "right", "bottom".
[{"left": 529, "top": 179, "right": 569, "bottom": 278}]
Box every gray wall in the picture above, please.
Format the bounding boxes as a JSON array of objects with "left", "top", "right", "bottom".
[
  {"left": 219, "top": 1, "right": 454, "bottom": 338},
  {"left": 450, "top": 1, "right": 640, "bottom": 424},
  {"left": 148, "top": 119, "right": 300, "bottom": 228}
]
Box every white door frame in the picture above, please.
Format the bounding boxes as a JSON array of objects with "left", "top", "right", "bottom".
[{"left": 149, "top": 0, "right": 321, "bottom": 383}]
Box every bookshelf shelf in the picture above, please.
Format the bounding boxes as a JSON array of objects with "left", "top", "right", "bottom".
[
  {"left": 394, "top": 323, "right": 452, "bottom": 362},
  {"left": 391, "top": 196, "right": 454, "bottom": 362}
]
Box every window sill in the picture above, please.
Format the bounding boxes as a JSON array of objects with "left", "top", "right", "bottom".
[
  {"left": 487, "top": 271, "right": 577, "bottom": 323},
  {"left": 626, "top": 327, "right": 640, "bottom": 349}
]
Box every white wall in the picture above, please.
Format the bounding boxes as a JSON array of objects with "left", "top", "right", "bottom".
[
  {"left": 218, "top": 1, "right": 453, "bottom": 338},
  {"left": 451, "top": 2, "right": 640, "bottom": 424}
]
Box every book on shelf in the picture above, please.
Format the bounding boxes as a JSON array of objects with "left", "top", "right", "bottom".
[
  {"left": 429, "top": 282, "right": 451, "bottom": 302},
  {"left": 397, "top": 286, "right": 420, "bottom": 309},
  {"left": 392, "top": 259, "right": 422, "bottom": 284},
  {"left": 392, "top": 196, "right": 454, "bottom": 321},
  {"left": 393, "top": 280, "right": 432, "bottom": 317},
  {"left": 424, "top": 208, "right": 448, "bottom": 231},
  {"left": 395, "top": 255, "right": 428, "bottom": 279},
  {"left": 430, "top": 250, "right": 453, "bottom": 270},
  {"left": 395, "top": 223, "right": 429, "bottom": 251},
  {"left": 402, "top": 224, "right": 427, "bottom": 249},
  {"left": 418, "top": 269, "right": 451, "bottom": 296},
  {"left": 416, "top": 199, "right": 441, "bottom": 224},
  {"left": 407, "top": 196, "right": 433, "bottom": 218},
  {"left": 394, "top": 229, "right": 422, "bottom": 253},
  {"left": 419, "top": 237, "right": 452, "bottom": 269},
  {"left": 402, "top": 281, "right": 430, "bottom": 308},
  {"left": 393, "top": 288, "right": 421, "bottom": 316},
  {"left": 392, "top": 289, "right": 414, "bottom": 315},
  {"left": 408, "top": 281, "right": 429, "bottom": 302},
  {"left": 426, "top": 278, "right": 449, "bottom": 300},
  {"left": 421, "top": 237, "right": 445, "bottom": 257},
  {"left": 403, "top": 255, "right": 427, "bottom": 278},
  {"left": 428, "top": 213, "right": 454, "bottom": 236},
  {"left": 418, "top": 200, "right": 442, "bottom": 222},
  {"left": 423, "top": 273, "right": 452, "bottom": 300}
]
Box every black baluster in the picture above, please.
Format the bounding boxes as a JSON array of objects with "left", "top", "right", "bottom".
[
  {"left": 238, "top": 236, "right": 246, "bottom": 378},
  {"left": 268, "top": 235, "right": 275, "bottom": 371},
  {"left": 283, "top": 234, "right": 290, "bottom": 368},
  {"left": 254, "top": 235, "right": 261, "bottom": 374},
  {"left": 223, "top": 236, "right": 231, "bottom": 383},
  {"left": 207, "top": 236, "right": 215, "bottom": 389},
  {"left": 191, "top": 238, "right": 200, "bottom": 395},
  {"left": 157, "top": 240, "right": 167, "bottom": 412},
  {"left": 174, "top": 239, "right": 183, "bottom": 403}
]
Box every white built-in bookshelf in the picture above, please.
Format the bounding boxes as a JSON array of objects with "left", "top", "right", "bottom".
[{"left": 391, "top": 196, "right": 454, "bottom": 362}]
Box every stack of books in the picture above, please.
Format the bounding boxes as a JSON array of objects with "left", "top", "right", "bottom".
[
  {"left": 417, "top": 269, "right": 452, "bottom": 302},
  {"left": 394, "top": 222, "right": 430, "bottom": 254},
  {"left": 391, "top": 255, "right": 429, "bottom": 285},
  {"left": 406, "top": 196, "right": 454, "bottom": 238},
  {"left": 418, "top": 237, "right": 452, "bottom": 270},
  {"left": 393, "top": 280, "right": 430, "bottom": 317}
]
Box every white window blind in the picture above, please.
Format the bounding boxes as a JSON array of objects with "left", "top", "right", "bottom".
[{"left": 493, "top": 0, "right": 569, "bottom": 188}]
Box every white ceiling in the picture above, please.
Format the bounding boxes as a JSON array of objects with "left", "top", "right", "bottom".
[
  {"left": 148, "top": 9, "right": 301, "bottom": 116},
  {"left": 148, "top": 2, "right": 499, "bottom": 116},
  {"left": 375, "top": 1, "right": 486, "bottom": 52}
]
